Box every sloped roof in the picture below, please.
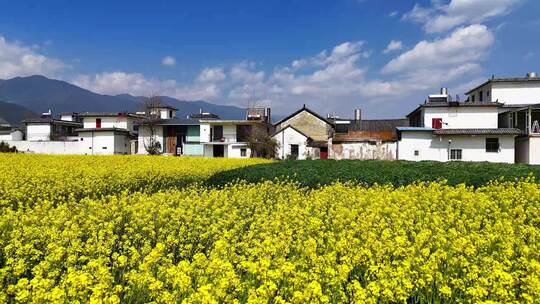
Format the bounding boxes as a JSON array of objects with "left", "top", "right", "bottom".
[
  {"left": 347, "top": 119, "right": 409, "bottom": 132},
  {"left": 271, "top": 124, "right": 312, "bottom": 140},
  {"left": 273, "top": 105, "right": 331, "bottom": 126}
]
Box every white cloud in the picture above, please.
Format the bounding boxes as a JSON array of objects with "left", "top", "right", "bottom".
[
  {"left": 0, "top": 35, "right": 68, "bottom": 79},
  {"left": 73, "top": 71, "right": 222, "bottom": 101},
  {"left": 161, "top": 56, "right": 176, "bottom": 66},
  {"left": 383, "top": 40, "right": 403, "bottom": 54},
  {"left": 72, "top": 31, "right": 493, "bottom": 117},
  {"left": 388, "top": 11, "right": 399, "bottom": 18},
  {"left": 383, "top": 24, "right": 493, "bottom": 74},
  {"left": 404, "top": 0, "right": 522, "bottom": 33},
  {"left": 197, "top": 67, "right": 226, "bottom": 82}
]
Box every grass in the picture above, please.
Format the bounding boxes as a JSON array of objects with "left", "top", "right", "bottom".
[{"left": 207, "top": 159, "right": 540, "bottom": 188}]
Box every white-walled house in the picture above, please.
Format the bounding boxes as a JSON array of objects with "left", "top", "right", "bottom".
[
  {"left": 77, "top": 112, "right": 141, "bottom": 155},
  {"left": 23, "top": 117, "right": 82, "bottom": 141},
  {"left": 397, "top": 88, "right": 521, "bottom": 164},
  {"left": 272, "top": 125, "right": 314, "bottom": 160},
  {"left": 199, "top": 119, "right": 255, "bottom": 158},
  {"left": 466, "top": 73, "right": 540, "bottom": 164},
  {"left": 137, "top": 108, "right": 271, "bottom": 158}
]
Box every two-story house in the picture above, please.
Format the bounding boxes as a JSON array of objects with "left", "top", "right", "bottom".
[
  {"left": 137, "top": 107, "right": 271, "bottom": 158},
  {"left": 77, "top": 112, "right": 142, "bottom": 155},
  {"left": 466, "top": 73, "right": 540, "bottom": 164},
  {"left": 397, "top": 88, "right": 521, "bottom": 163}
]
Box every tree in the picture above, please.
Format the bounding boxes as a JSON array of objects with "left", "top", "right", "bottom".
[
  {"left": 140, "top": 94, "right": 163, "bottom": 155},
  {"left": 246, "top": 125, "right": 278, "bottom": 159}
]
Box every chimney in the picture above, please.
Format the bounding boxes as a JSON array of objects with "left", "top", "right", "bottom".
[
  {"left": 440, "top": 87, "right": 449, "bottom": 95},
  {"left": 354, "top": 109, "right": 362, "bottom": 121},
  {"left": 527, "top": 72, "right": 537, "bottom": 78}
]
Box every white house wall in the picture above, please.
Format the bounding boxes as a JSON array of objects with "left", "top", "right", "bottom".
[
  {"left": 26, "top": 124, "right": 51, "bottom": 141},
  {"left": 330, "top": 142, "right": 397, "bottom": 160},
  {"left": 4, "top": 140, "right": 80, "bottom": 154},
  {"left": 423, "top": 107, "right": 499, "bottom": 129},
  {"left": 227, "top": 144, "right": 250, "bottom": 158},
  {"left": 398, "top": 132, "right": 515, "bottom": 163},
  {"left": 83, "top": 117, "right": 136, "bottom": 131},
  {"left": 273, "top": 127, "right": 309, "bottom": 160},
  {"left": 398, "top": 132, "right": 443, "bottom": 161},
  {"left": 114, "top": 133, "right": 130, "bottom": 154},
  {"left": 137, "top": 125, "right": 164, "bottom": 154},
  {"left": 79, "top": 131, "right": 117, "bottom": 155},
  {"left": 491, "top": 82, "right": 540, "bottom": 105},
  {"left": 200, "top": 124, "right": 211, "bottom": 143},
  {"left": 222, "top": 124, "right": 237, "bottom": 142}
]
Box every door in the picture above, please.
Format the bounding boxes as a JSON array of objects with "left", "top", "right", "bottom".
[
  {"left": 96, "top": 118, "right": 102, "bottom": 129},
  {"left": 320, "top": 147, "right": 328, "bottom": 159},
  {"left": 176, "top": 134, "right": 186, "bottom": 155},
  {"left": 166, "top": 127, "right": 177, "bottom": 154},
  {"left": 213, "top": 126, "right": 223, "bottom": 141},
  {"left": 290, "top": 144, "right": 299, "bottom": 159},
  {"left": 213, "top": 145, "right": 225, "bottom": 157}
]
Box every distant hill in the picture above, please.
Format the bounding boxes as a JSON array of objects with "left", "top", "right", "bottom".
[
  {"left": 117, "top": 95, "right": 246, "bottom": 120},
  {"left": 0, "top": 75, "right": 248, "bottom": 121},
  {"left": 0, "top": 100, "right": 38, "bottom": 126}
]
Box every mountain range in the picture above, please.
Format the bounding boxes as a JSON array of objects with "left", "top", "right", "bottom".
[{"left": 0, "top": 75, "right": 247, "bottom": 125}]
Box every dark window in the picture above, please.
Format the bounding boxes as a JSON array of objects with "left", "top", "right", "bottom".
[
  {"left": 432, "top": 118, "right": 443, "bottom": 129},
  {"left": 335, "top": 124, "right": 349, "bottom": 133},
  {"left": 450, "top": 149, "right": 462, "bottom": 160},
  {"left": 169, "top": 110, "right": 173, "bottom": 118},
  {"left": 479, "top": 91, "right": 483, "bottom": 102},
  {"left": 486, "top": 138, "right": 499, "bottom": 153},
  {"left": 212, "top": 126, "right": 223, "bottom": 141},
  {"left": 236, "top": 125, "right": 251, "bottom": 142},
  {"left": 240, "top": 148, "right": 247, "bottom": 157},
  {"left": 80, "top": 138, "right": 83, "bottom": 141},
  {"left": 414, "top": 150, "right": 419, "bottom": 156},
  {"left": 96, "top": 118, "right": 102, "bottom": 129},
  {"left": 487, "top": 90, "right": 490, "bottom": 97},
  {"left": 290, "top": 144, "right": 299, "bottom": 159},
  {"left": 102, "top": 147, "right": 107, "bottom": 150},
  {"left": 471, "top": 94, "right": 476, "bottom": 102}
]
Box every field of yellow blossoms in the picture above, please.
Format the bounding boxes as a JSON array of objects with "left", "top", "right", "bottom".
[{"left": 0, "top": 154, "right": 539, "bottom": 303}]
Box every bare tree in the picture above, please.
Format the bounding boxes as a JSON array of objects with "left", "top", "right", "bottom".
[
  {"left": 246, "top": 125, "right": 278, "bottom": 159},
  {"left": 140, "top": 94, "right": 163, "bottom": 155}
]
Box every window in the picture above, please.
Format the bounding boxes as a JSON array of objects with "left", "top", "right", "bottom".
[
  {"left": 80, "top": 138, "right": 83, "bottom": 141},
  {"left": 432, "top": 118, "right": 443, "bottom": 129},
  {"left": 487, "top": 90, "right": 490, "bottom": 97},
  {"left": 240, "top": 148, "right": 247, "bottom": 157},
  {"left": 450, "top": 149, "right": 462, "bottom": 160},
  {"left": 169, "top": 110, "right": 173, "bottom": 118},
  {"left": 96, "top": 118, "right": 102, "bottom": 129},
  {"left": 471, "top": 94, "right": 476, "bottom": 102},
  {"left": 479, "top": 91, "right": 483, "bottom": 102},
  {"left": 486, "top": 138, "right": 499, "bottom": 153},
  {"left": 335, "top": 124, "right": 349, "bottom": 134},
  {"left": 102, "top": 147, "right": 107, "bottom": 150},
  {"left": 414, "top": 150, "right": 419, "bottom": 156}
]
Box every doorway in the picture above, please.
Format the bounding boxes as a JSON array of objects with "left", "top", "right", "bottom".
[
  {"left": 320, "top": 147, "right": 328, "bottom": 159},
  {"left": 213, "top": 145, "right": 225, "bottom": 157}
]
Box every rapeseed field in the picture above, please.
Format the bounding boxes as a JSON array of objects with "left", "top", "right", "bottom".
[{"left": 0, "top": 155, "right": 538, "bottom": 303}]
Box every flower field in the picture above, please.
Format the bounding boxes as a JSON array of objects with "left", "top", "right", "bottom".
[
  {"left": 0, "top": 154, "right": 269, "bottom": 207},
  {"left": 1, "top": 155, "right": 539, "bottom": 303}
]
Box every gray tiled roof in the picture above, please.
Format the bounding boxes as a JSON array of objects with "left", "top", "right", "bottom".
[{"left": 433, "top": 128, "right": 523, "bottom": 135}]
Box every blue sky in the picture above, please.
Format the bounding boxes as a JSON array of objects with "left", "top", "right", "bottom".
[{"left": 0, "top": 0, "right": 539, "bottom": 117}]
